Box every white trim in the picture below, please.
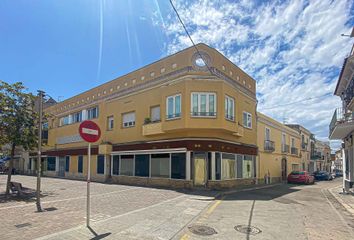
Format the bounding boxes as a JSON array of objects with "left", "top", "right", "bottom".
[
  {"left": 111, "top": 148, "right": 187, "bottom": 155},
  {"left": 243, "top": 111, "right": 252, "bottom": 129},
  {"left": 190, "top": 92, "right": 217, "bottom": 117},
  {"left": 166, "top": 94, "right": 182, "bottom": 120}
]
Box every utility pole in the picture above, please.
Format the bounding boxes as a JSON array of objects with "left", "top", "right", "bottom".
[{"left": 36, "top": 90, "right": 44, "bottom": 212}]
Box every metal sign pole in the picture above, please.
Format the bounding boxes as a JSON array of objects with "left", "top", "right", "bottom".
[{"left": 86, "top": 142, "right": 91, "bottom": 227}]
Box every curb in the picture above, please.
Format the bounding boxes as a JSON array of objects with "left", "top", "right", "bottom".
[
  {"left": 215, "top": 183, "right": 283, "bottom": 199},
  {"left": 328, "top": 186, "right": 354, "bottom": 217}
]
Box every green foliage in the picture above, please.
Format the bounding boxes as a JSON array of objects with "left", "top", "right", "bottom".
[{"left": 0, "top": 81, "right": 38, "bottom": 151}]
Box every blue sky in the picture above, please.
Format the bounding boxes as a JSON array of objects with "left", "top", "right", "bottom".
[{"left": 1, "top": 0, "right": 354, "bottom": 149}]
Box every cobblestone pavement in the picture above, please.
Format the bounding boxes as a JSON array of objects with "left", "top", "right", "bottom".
[
  {"left": 176, "top": 178, "right": 354, "bottom": 240},
  {"left": 0, "top": 175, "right": 216, "bottom": 240}
]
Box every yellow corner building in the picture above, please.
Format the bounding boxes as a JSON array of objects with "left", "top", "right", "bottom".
[
  {"left": 257, "top": 112, "right": 302, "bottom": 183},
  {"left": 29, "top": 43, "right": 259, "bottom": 189}
]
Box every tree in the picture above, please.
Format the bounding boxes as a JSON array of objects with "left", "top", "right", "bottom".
[{"left": 0, "top": 81, "right": 37, "bottom": 196}]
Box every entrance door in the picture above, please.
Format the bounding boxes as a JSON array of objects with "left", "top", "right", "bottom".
[
  {"left": 194, "top": 153, "right": 207, "bottom": 186},
  {"left": 281, "top": 158, "right": 287, "bottom": 181},
  {"left": 58, "top": 157, "right": 65, "bottom": 177}
]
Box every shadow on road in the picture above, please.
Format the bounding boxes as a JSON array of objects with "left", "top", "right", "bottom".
[{"left": 88, "top": 226, "right": 111, "bottom": 240}]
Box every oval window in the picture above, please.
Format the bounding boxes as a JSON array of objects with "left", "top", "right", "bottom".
[{"left": 195, "top": 57, "right": 206, "bottom": 67}]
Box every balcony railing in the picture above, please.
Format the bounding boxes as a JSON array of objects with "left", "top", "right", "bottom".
[
  {"left": 191, "top": 112, "right": 217, "bottom": 117},
  {"left": 311, "top": 152, "right": 322, "bottom": 160},
  {"left": 343, "top": 77, "right": 354, "bottom": 107},
  {"left": 282, "top": 144, "right": 290, "bottom": 153},
  {"left": 329, "top": 107, "right": 354, "bottom": 139},
  {"left": 291, "top": 147, "right": 298, "bottom": 155},
  {"left": 264, "top": 140, "right": 275, "bottom": 152}
]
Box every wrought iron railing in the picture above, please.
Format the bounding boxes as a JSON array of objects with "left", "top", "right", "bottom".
[
  {"left": 282, "top": 144, "right": 290, "bottom": 153},
  {"left": 264, "top": 140, "right": 275, "bottom": 152},
  {"left": 329, "top": 107, "right": 354, "bottom": 137},
  {"left": 291, "top": 147, "right": 298, "bottom": 155}
]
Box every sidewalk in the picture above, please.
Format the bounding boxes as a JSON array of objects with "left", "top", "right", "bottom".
[
  {"left": 329, "top": 184, "right": 354, "bottom": 216},
  {"left": 36, "top": 183, "right": 280, "bottom": 240}
]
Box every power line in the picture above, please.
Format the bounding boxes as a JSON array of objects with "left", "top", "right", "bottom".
[
  {"left": 259, "top": 93, "right": 331, "bottom": 110},
  {"left": 169, "top": 0, "right": 214, "bottom": 75}
]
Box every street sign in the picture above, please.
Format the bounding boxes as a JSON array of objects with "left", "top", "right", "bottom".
[
  {"left": 79, "top": 120, "right": 101, "bottom": 143},
  {"left": 78, "top": 120, "right": 101, "bottom": 228}
]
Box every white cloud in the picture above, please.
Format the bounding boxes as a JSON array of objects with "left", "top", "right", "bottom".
[{"left": 162, "top": 0, "right": 354, "bottom": 150}]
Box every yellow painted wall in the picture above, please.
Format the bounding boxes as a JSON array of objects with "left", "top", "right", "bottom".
[{"left": 257, "top": 113, "right": 302, "bottom": 182}]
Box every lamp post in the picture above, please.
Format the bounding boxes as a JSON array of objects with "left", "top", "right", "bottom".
[{"left": 36, "top": 90, "right": 44, "bottom": 212}]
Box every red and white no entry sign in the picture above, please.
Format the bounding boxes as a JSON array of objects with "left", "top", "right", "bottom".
[{"left": 79, "top": 120, "right": 101, "bottom": 143}]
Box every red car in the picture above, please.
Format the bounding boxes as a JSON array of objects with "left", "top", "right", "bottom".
[{"left": 287, "top": 171, "right": 314, "bottom": 184}]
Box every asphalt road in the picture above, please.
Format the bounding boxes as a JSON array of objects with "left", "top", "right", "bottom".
[{"left": 177, "top": 178, "right": 354, "bottom": 240}]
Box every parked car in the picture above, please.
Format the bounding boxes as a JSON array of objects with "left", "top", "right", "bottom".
[
  {"left": 287, "top": 171, "right": 315, "bottom": 184},
  {"left": 335, "top": 169, "right": 343, "bottom": 177},
  {"left": 313, "top": 171, "right": 333, "bottom": 181}
]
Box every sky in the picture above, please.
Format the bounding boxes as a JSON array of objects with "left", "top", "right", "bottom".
[{"left": 1, "top": 0, "right": 354, "bottom": 150}]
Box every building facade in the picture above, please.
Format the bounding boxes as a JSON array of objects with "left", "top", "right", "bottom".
[
  {"left": 329, "top": 42, "right": 354, "bottom": 192},
  {"left": 30, "top": 43, "right": 258, "bottom": 189},
  {"left": 257, "top": 113, "right": 301, "bottom": 183},
  {"left": 285, "top": 124, "right": 312, "bottom": 172}
]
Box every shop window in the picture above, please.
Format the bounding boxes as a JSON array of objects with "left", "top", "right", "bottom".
[
  {"left": 60, "top": 115, "right": 70, "bottom": 126},
  {"left": 122, "top": 112, "right": 135, "bottom": 128},
  {"left": 47, "top": 157, "right": 56, "bottom": 171},
  {"left": 78, "top": 155, "right": 83, "bottom": 173},
  {"left": 97, "top": 155, "right": 105, "bottom": 174},
  {"left": 191, "top": 92, "right": 216, "bottom": 117},
  {"left": 120, "top": 155, "right": 134, "bottom": 176},
  {"left": 171, "top": 153, "right": 186, "bottom": 179},
  {"left": 112, "top": 155, "right": 119, "bottom": 175},
  {"left": 166, "top": 94, "right": 181, "bottom": 119},
  {"left": 243, "top": 112, "right": 252, "bottom": 129},
  {"left": 65, "top": 156, "right": 70, "bottom": 172},
  {"left": 135, "top": 154, "right": 149, "bottom": 177},
  {"left": 215, "top": 153, "right": 221, "bottom": 180},
  {"left": 222, "top": 153, "right": 235, "bottom": 179},
  {"left": 243, "top": 155, "right": 254, "bottom": 178},
  {"left": 236, "top": 155, "right": 243, "bottom": 178},
  {"left": 151, "top": 153, "right": 170, "bottom": 178}
]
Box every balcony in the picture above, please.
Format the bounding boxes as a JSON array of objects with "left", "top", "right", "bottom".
[
  {"left": 291, "top": 147, "right": 298, "bottom": 155},
  {"left": 264, "top": 140, "right": 275, "bottom": 152},
  {"left": 329, "top": 107, "right": 354, "bottom": 139},
  {"left": 281, "top": 144, "right": 290, "bottom": 153},
  {"left": 311, "top": 152, "right": 323, "bottom": 161},
  {"left": 142, "top": 121, "right": 164, "bottom": 136}
]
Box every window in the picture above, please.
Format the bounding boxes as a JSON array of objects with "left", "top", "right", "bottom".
[
  {"left": 97, "top": 155, "right": 105, "bottom": 174},
  {"left": 47, "top": 157, "right": 56, "bottom": 171},
  {"left": 222, "top": 153, "right": 235, "bottom": 179},
  {"left": 291, "top": 138, "right": 295, "bottom": 148},
  {"left": 107, "top": 116, "right": 114, "bottom": 130},
  {"left": 65, "top": 156, "right": 70, "bottom": 172},
  {"left": 191, "top": 92, "right": 216, "bottom": 117},
  {"left": 151, "top": 154, "right": 170, "bottom": 178},
  {"left": 243, "top": 112, "right": 252, "bottom": 128},
  {"left": 112, "top": 155, "right": 119, "bottom": 175},
  {"left": 236, "top": 155, "right": 243, "bottom": 178},
  {"left": 265, "top": 128, "right": 270, "bottom": 140},
  {"left": 225, "top": 96, "right": 235, "bottom": 121},
  {"left": 171, "top": 153, "right": 186, "bottom": 179},
  {"left": 72, "top": 111, "right": 82, "bottom": 123},
  {"left": 292, "top": 164, "right": 299, "bottom": 171},
  {"left": 120, "top": 155, "right": 134, "bottom": 176},
  {"left": 150, "top": 106, "right": 161, "bottom": 122},
  {"left": 282, "top": 133, "right": 286, "bottom": 144},
  {"left": 87, "top": 107, "right": 98, "bottom": 119},
  {"left": 166, "top": 94, "right": 181, "bottom": 119},
  {"left": 60, "top": 115, "right": 70, "bottom": 126},
  {"left": 135, "top": 154, "right": 149, "bottom": 177},
  {"left": 122, "top": 112, "right": 135, "bottom": 128},
  {"left": 243, "top": 155, "right": 254, "bottom": 178},
  {"left": 78, "top": 156, "right": 83, "bottom": 173}
]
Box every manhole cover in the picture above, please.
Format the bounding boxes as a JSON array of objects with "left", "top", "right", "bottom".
[
  {"left": 15, "top": 223, "right": 31, "bottom": 228},
  {"left": 188, "top": 225, "right": 217, "bottom": 236},
  {"left": 234, "top": 225, "right": 262, "bottom": 235}
]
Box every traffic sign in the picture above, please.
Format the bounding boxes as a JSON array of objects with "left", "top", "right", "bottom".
[{"left": 79, "top": 120, "right": 101, "bottom": 143}]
